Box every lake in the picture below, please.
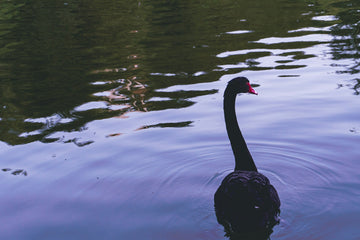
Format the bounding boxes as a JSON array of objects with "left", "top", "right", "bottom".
[{"left": 0, "top": 0, "right": 359, "bottom": 239}]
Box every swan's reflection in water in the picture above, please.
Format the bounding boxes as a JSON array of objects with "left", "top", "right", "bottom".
[{"left": 220, "top": 227, "right": 276, "bottom": 240}]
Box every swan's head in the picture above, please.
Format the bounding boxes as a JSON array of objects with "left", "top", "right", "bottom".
[{"left": 227, "top": 77, "right": 258, "bottom": 95}]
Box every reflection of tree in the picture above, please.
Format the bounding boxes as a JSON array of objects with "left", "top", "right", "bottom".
[
  {"left": 4, "top": 0, "right": 351, "bottom": 146},
  {"left": 95, "top": 76, "right": 217, "bottom": 113},
  {"left": 329, "top": 0, "right": 360, "bottom": 94},
  {"left": 0, "top": 0, "right": 219, "bottom": 146},
  {"left": 0, "top": 1, "right": 98, "bottom": 145}
]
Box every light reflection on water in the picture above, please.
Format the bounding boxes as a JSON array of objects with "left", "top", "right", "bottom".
[{"left": 1, "top": 0, "right": 360, "bottom": 239}]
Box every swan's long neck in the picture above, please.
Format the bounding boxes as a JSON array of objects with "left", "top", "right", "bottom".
[{"left": 224, "top": 88, "right": 257, "bottom": 172}]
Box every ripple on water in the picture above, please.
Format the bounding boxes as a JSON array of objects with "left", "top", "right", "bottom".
[
  {"left": 150, "top": 145, "right": 230, "bottom": 193},
  {"left": 252, "top": 141, "right": 339, "bottom": 187},
  {"left": 147, "top": 140, "right": 347, "bottom": 238},
  {"left": 150, "top": 140, "right": 339, "bottom": 196},
  {"left": 248, "top": 140, "right": 349, "bottom": 237}
]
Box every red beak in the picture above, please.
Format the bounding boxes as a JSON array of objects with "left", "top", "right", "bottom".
[{"left": 247, "top": 82, "right": 258, "bottom": 95}]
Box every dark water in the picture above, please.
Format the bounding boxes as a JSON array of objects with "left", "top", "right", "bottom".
[{"left": 1, "top": 0, "right": 359, "bottom": 239}]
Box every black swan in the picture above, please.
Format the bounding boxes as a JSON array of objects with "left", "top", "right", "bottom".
[{"left": 214, "top": 77, "right": 280, "bottom": 239}]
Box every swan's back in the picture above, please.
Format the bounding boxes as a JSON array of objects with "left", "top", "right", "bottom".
[{"left": 214, "top": 171, "right": 280, "bottom": 236}]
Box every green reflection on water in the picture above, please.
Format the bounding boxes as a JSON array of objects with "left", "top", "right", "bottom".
[{"left": 0, "top": 0, "right": 359, "bottom": 145}]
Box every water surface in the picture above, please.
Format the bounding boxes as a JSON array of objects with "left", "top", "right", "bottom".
[{"left": 1, "top": 0, "right": 359, "bottom": 239}]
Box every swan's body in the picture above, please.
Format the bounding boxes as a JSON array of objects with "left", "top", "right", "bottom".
[{"left": 214, "top": 77, "right": 280, "bottom": 238}]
